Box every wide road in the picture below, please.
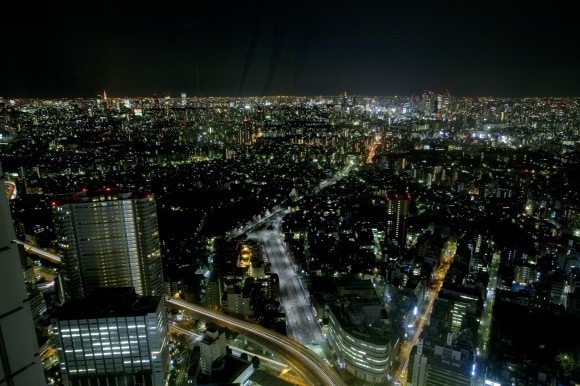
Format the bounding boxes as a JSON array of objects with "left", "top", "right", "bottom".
[
  {"left": 392, "top": 238, "right": 457, "bottom": 384},
  {"left": 166, "top": 297, "right": 345, "bottom": 386},
  {"left": 256, "top": 221, "right": 325, "bottom": 345}
]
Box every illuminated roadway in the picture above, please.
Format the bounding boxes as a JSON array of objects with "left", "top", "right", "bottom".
[
  {"left": 18, "top": 242, "right": 344, "bottom": 385},
  {"left": 168, "top": 323, "right": 291, "bottom": 370},
  {"left": 392, "top": 238, "right": 457, "bottom": 384},
  {"left": 478, "top": 250, "right": 499, "bottom": 360},
  {"left": 166, "top": 297, "right": 346, "bottom": 386},
  {"left": 235, "top": 162, "right": 355, "bottom": 346},
  {"left": 12, "top": 240, "right": 340, "bottom": 384},
  {"left": 366, "top": 137, "right": 381, "bottom": 164},
  {"left": 12, "top": 239, "right": 62, "bottom": 264},
  {"left": 252, "top": 222, "right": 325, "bottom": 345}
]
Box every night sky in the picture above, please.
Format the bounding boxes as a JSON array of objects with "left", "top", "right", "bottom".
[{"left": 2, "top": 1, "right": 579, "bottom": 98}]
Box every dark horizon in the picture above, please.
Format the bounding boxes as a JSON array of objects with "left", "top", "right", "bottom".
[{"left": 2, "top": 1, "right": 578, "bottom": 99}]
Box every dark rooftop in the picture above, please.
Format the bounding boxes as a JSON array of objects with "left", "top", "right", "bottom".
[
  {"left": 53, "top": 287, "right": 162, "bottom": 320},
  {"left": 51, "top": 188, "right": 154, "bottom": 206}
]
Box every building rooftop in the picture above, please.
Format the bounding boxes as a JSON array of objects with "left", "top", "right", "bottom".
[
  {"left": 53, "top": 287, "right": 161, "bottom": 320},
  {"left": 329, "top": 300, "right": 391, "bottom": 345},
  {"left": 51, "top": 188, "right": 153, "bottom": 206},
  {"left": 197, "top": 354, "right": 252, "bottom": 385},
  {"left": 248, "top": 369, "right": 295, "bottom": 386}
]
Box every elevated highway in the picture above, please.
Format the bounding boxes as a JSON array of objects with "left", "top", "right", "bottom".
[
  {"left": 12, "top": 239, "right": 62, "bottom": 264},
  {"left": 166, "top": 297, "right": 345, "bottom": 386}
]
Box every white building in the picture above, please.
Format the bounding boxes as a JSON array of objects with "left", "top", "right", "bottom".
[{"left": 200, "top": 327, "right": 226, "bottom": 375}]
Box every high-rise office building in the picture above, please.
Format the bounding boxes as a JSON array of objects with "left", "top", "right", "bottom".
[
  {"left": 386, "top": 193, "right": 411, "bottom": 248},
  {"left": 52, "top": 287, "right": 169, "bottom": 386},
  {"left": 52, "top": 189, "right": 164, "bottom": 300},
  {"left": 0, "top": 164, "right": 46, "bottom": 386}
]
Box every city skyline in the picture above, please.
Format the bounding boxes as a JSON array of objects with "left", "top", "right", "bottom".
[
  {"left": 2, "top": 1, "right": 579, "bottom": 99},
  {"left": 1, "top": 80, "right": 579, "bottom": 384}
]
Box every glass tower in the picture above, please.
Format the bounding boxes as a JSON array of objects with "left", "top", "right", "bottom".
[{"left": 52, "top": 189, "right": 164, "bottom": 300}]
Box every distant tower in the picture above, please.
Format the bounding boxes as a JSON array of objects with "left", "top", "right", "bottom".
[
  {"left": 100, "top": 90, "right": 108, "bottom": 110},
  {"left": 341, "top": 91, "right": 348, "bottom": 110},
  {"left": 52, "top": 287, "right": 169, "bottom": 386},
  {"left": 237, "top": 117, "right": 253, "bottom": 145},
  {"left": 386, "top": 192, "right": 411, "bottom": 248},
  {"left": 0, "top": 163, "right": 46, "bottom": 385},
  {"left": 52, "top": 189, "right": 165, "bottom": 300},
  {"left": 422, "top": 90, "right": 436, "bottom": 117}
]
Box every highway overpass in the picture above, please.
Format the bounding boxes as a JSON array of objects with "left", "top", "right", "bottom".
[
  {"left": 166, "top": 297, "right": 346, "bottom": 386},
  {"left": 13, "top": 239, "right": 62, "bottom": 264}
]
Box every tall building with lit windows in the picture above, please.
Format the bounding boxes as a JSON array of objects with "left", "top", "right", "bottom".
[
  {"left": 386, "top": 192, "right": 411, "bottom": 248},
  {"left": 0, "top": 164, "right": 46, "bottom": 385},
  {"left": 52, "top": 287, "right": 169, "bottom": 386},
  {"left": 52, "top": 189, "right": 164, "bottom": 300}
]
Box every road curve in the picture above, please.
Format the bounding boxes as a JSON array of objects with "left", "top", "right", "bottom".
[{"left": 166, "top": 297, "right": 345, "bottom": 386}]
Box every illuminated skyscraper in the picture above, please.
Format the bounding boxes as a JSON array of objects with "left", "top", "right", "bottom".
[
  {"left": 52, "top": 189, "right": 164, "bottom": 300},
  {"left": 0, "top": 164, "right": 46, "bottom": 386},
  {"left": 386, "top": 193, "right": 411, "bottom": 248},
  {"left": 52, "top": 287, "right": 169, "bottom": 386}
]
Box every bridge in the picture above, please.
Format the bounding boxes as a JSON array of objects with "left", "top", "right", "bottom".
[
  {"left": 166, "top": 297, "right": 345, "bottom": 386},
  {"left": 12, "top": 239, "right": 62, "bottom": 264}
]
